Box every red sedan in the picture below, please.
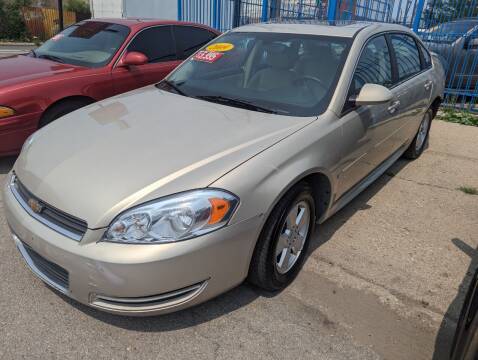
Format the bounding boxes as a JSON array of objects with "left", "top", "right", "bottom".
[{"left": 0, "top": 19, "right": 219, "bottom": 156}]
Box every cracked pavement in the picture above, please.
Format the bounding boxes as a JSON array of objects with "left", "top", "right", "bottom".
[{"left": 1, "top": 120, "right": 477, "bottom": 359}]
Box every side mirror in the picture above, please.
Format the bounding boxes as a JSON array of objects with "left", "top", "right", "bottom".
[
  {"left": 353, "top": 84, "right": 393, "bottom": 106},
  {"left": 118, "top": 51, "right": 148, "bottom": 67}
]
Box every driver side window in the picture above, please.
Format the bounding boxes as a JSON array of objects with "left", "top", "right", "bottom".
[
  {"left": 343, "top": 35, "right": 392, "bottom": 113},
  {"left": 127, "top": 26, "right": 177, "bottom": 63}
]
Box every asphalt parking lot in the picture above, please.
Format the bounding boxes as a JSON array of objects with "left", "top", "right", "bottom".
[
  {"left": 0, "top": 44, "right": 34, "bottom": 58},
  {"left": 0, "top": 120, "right": 477, "bottom": 360}
]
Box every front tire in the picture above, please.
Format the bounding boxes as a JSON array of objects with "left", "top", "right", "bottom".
[
  {"left": 39, "top": 99, "right": 93, "bottom": 128},
  {"left": 248, "top": 182, "right": 315, "bottom": 291},
  {"left": 403, "top": 108, "right": 433, "bottom": 159}
]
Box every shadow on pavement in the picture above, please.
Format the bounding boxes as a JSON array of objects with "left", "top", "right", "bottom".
[
  {"left": 57, "top": 283, "right": 264, "bottom": 331},
  {"left": 432, "top": 238, "right": 478, "bottom": 360},
  {"left": 308, "top": 158, "right": 408, "bottom": 253},
  {"left": 60, "top": 158, "right": 411, "bottom": 330}
]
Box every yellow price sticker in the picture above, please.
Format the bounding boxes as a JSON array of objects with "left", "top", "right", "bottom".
[{"left": 206, "top": 43, "right": 235, "bottom": 52}]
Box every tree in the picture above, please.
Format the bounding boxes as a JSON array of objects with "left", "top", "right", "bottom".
[
  {"left": 0, "top": 1, "right": 6, "bottom": 38},
  {"left": 65, "top": 0, "right": 90, "bottom": 17},
  {"left": 0, "top": 0, "right": 32, "bottom": 40}
]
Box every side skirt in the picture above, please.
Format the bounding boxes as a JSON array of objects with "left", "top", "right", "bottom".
[{"left": 322, "top": 145, "right": 407, "bottom": 222}]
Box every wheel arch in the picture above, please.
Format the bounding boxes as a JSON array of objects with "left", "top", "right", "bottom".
[
  {"left": 39, "top": 95, "right": 96, "bottom": 128},
  {"left": 296, "top": 172, "right": 333, "bottom": 223},
  {"left": 262, "top": 169, "right": 334, "bottom": 226},
  {"left": 245, "top": 169, "right": 334, "bottom": 288},
  {"left": 430, "top": 96, "right": 442, "bottom": 118}
]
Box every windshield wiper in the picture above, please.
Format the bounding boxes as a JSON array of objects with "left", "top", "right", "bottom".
[
  {"left": 156, "top": 80, "right": 187, "bottom": 96},
  {"left": 30, "top": 49, "right": 37, "bottom": 57},
  {"left": 195, "top": 95, "right": 281, "bottom": 114},
  {"left": 38, "top": 54, "right": 65, "bottom": 63}
]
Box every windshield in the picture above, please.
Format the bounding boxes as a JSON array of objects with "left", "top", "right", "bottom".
[
  {"left": 423, "top": 20, "right": 478, "bottom": 43},
  {"left": 159, "top": 32, "right": 351, "bottom": 116},
  {"left": 429, "top": 20, "right": 478, "bottom": 34},
  {"left": 34, "top": 21, "right": 130, "bottom": 68}
]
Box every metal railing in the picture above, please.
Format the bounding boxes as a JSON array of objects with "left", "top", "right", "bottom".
[{"left": 179, "top": 0, "right": 478, "bottom": 112}]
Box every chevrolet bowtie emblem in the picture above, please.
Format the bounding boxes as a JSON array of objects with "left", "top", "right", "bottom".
[{"left": 27, "top": 198, "right": 43, "bottom": 214}]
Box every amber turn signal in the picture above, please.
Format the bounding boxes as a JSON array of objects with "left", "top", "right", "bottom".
[
  {"left": 0, "top": 106, "right": 15, "bottom": 119},
  {"left": 208, "top": 198, "right": 231, "bottom": 225}
]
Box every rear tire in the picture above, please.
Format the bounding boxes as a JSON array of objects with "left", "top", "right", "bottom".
[
  {"left": 403, "top": 108, "right": 433, "bottom": 160},
  {"left": 248, "top": 182, "right": 315, "bottom": 291},
  {"left": 39, "top": 99, "right": 93, "bottom": 128}
]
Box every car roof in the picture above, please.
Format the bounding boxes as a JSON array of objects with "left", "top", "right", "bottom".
[
  {"left": 85, "top": 18, "right": 218, "bottom": 32},
  {"left": 230, "top": 21, "right": 412, "bottom": 38}
]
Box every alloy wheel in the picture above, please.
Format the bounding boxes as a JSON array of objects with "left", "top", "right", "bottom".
[
  {"left": 274, "top": 200, "right": 311, "bottom": 274},
  {"left": 415, "top": 112, "right": 431, "bottom": 152}
]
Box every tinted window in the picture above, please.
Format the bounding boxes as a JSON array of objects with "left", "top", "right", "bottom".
[
  {"left": 161, "top": 32, "right": 351, "bottom": 117},
  {"left": 128, "top": 26, "right": 176, "bottom": 63},
  {"left": 352, "top": 35, "right": 392, "bottom": 95},
  {"left": 419, "top": 43, "right": 432, "bottom": 69},
  {"left": 174, "top": 26, "right": 217, "bottom": 59},
  {"left": 343, "top": 36, "right": 392, "bottom": 112},
  {"left": 35, "top": 21, "right": 129, "bottom": 68},
  {"left": 391, "top": 34, "right": 421, "bottom": 81}
]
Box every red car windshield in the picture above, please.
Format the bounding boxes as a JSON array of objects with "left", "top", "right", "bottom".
[{"left": 34, "top": 21, "right": 130, "bottom": 68}]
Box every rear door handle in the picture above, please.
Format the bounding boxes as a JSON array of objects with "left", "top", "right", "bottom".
[
  {"left": 424, "top": 80, "right": 433, "bottom": 90},
  {"left": 388, "top": 100, "right": 400, "bottom": 114}
]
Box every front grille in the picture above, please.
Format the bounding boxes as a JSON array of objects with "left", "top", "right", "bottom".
[
  {"left": 10, "top": 174, "right": 88, "bottom": 241},
  {"left": 21, "top": 241, "right": 69, "bottom": 291}
]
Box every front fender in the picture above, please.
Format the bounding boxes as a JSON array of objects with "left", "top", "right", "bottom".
[{"left": 211, "top": 112, "right": 342, "bottom": 227}]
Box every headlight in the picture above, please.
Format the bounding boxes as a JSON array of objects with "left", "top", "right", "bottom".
[
  {"left": 103, "top": 189, "right": 239, "bottom": 244},
  {"left": 0, "top": 106, "right": 15, "bottom": 119}
]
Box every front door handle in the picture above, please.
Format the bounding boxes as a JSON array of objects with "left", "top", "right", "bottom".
[
  {"left": 424, "top": 80, "right": 433, "bottom": 90},
  {"left": 388, "top": 100, "right": 400, "bottom": 114}
]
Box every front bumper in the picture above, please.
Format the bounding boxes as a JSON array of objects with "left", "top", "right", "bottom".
[
  {"left": 0, "top": 112, "right": 41, "bottom": 156},
  {"left": 3, "top": 175, "right": 262, "bottom": 316}
]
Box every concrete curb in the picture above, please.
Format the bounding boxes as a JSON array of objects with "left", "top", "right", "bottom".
[{"left": 0, "top": 42, "right": 36, "bottom": 46}]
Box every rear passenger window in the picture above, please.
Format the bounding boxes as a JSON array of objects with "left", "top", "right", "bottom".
[
  {"left": 391, "top": 34, "right": 422, "bottom": 80},
  {"left": 128, "top": 26, "right": 176, "bottom": 63},
  {"left": 174, "top": 26, "right": 217, "bottom": 59},
  {"left": 419, "top": 43, "right": 432, "bottom": 69}
]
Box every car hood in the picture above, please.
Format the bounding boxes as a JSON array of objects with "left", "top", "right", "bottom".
[
  {"left": 14, "top": 86, "right": 315, "bottom": 228},
  {"left": 0, "top": 55, "right": 80, "bottom": 88}
]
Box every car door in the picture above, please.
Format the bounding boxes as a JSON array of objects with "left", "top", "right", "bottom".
[
  {"left": 111, "top": 25, "right": 181, "bottom": 95},
  {"left": 389, "top": 33, "right": 432, "bottom": 144},
  {"left": 417, "top": 41, "right": 434, "bottom": 100},
  {"left": 337, "top": 35, "right": 399, "bottom": 197},
  {"left": 172, "top": 25, "right": 218, "bottom": 61}
]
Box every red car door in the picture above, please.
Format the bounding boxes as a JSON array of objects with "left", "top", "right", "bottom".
[{"left": 111, "top": 25, "right": 181, "bottom": 95}]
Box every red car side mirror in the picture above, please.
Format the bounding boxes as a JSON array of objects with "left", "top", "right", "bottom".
[{"left": 119, "top": 51, "right": 148, "bottom": 67}]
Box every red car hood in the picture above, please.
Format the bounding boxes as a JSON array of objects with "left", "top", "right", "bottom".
[{"left": 0, "top": 55, "right": 82, "bottom": 88}]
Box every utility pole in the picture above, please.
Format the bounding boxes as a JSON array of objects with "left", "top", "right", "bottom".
[{"left": 58, "top": 0, "right": 64, "bottom": 32}]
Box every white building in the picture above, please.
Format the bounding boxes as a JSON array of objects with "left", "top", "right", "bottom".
[{"left": 90, "top": 0, "right": 178, "bottom": 20}]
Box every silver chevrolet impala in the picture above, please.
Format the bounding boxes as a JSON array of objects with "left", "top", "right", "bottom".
[{"left": 3, "top": 22, "right": 445, "bottom": 316}]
